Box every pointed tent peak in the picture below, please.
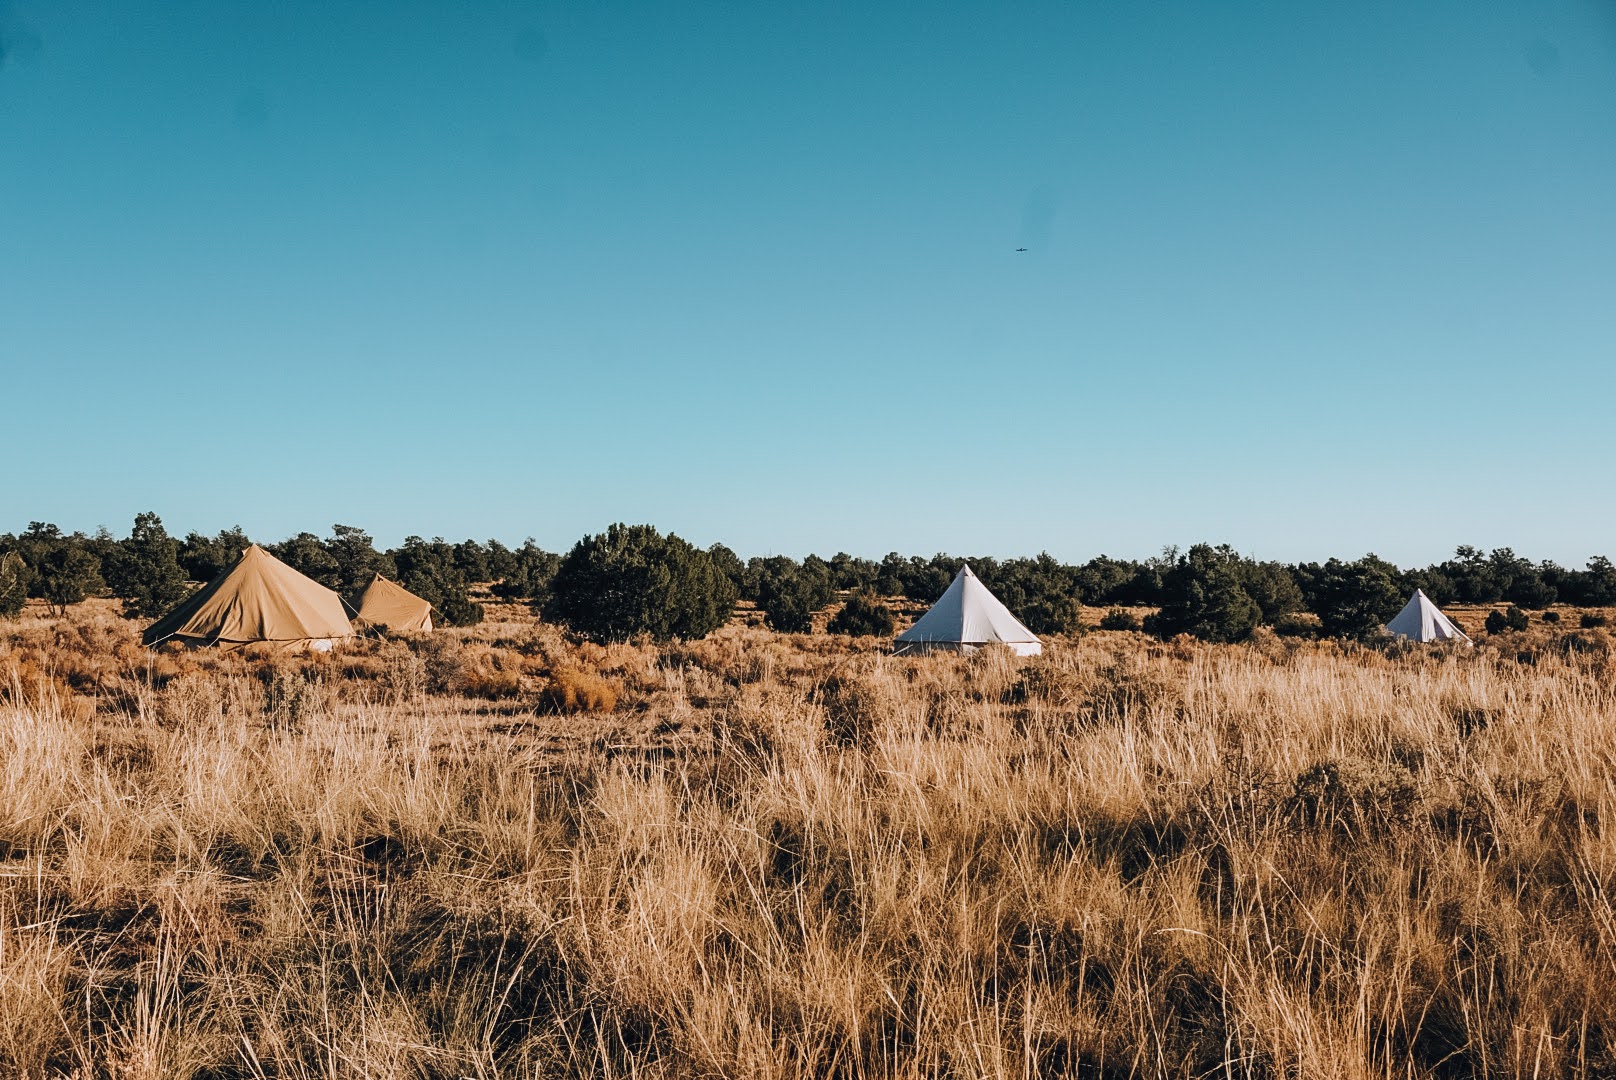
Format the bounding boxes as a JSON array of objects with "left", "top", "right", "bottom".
[
  {"left": 356, "top": 574, "right": 434, "bottom": 634},
  {"left": 958, "top": 563, "right": 976, "bottom": 578},
  {"left": 895, "top": 562, "right": 1041, "bottom": 656},
  {"left": 1387, "top": 589, "right": 1472, "bottom": 645},
  {"left": 142, "top": 541, "right": 353, "bottom": 649}
]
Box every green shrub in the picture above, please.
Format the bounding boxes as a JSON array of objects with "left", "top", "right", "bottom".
[
  {"left": 1019, "top": 592, "right": 1084, "bottom": 636},
  {"left": 1098, "top": 607, "right": 1141, "bottom": 632},
  {"left": 1310, "top": 555, "right": 1404, "bottom": 640},
  {"left": 827, "top": 592, "right": 896, "bottom": 637},
  {"left": 37, "top": 544, "right": 102, "bottom": 616},
  {"left": 1485, "top": 605, "right": 1530, "bottom": 635},
  {"left": 545, "top": 523, "right": 736, "bottom": 643},
  {"left": 1151, "top": 544, "right": 1261, "bottom": 643},
  {"left": 754, "top": 556, "right": 834, "bottom": 633}
]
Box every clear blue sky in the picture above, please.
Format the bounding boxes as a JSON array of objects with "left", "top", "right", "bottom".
[{"left": 3, "top": 1, "right": 1613, "bottom": 566}]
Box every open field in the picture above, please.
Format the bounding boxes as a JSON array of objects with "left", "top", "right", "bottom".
[{"left": 3, "top": 599, "right": 1616, "bottom": 1078}]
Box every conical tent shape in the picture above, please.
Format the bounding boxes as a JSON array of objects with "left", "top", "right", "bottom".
[
  {"left": 894, "top": 565, "right": 1043, "bottom": 656},
  {"left": 355, "top": 573, "right": 434, "bottom": 633},
  {"left": 143, "top": 545, "right": 355, "bottom": 650},
  {"left": 1385, "top": 589, "right": 1472, "bottom": 644}
]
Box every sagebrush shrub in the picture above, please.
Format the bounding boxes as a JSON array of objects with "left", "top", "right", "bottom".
[{"left": 453, "top": 644, "right": 524, "bottom": 699}]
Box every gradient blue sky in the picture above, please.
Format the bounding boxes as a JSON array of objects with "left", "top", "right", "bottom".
[{"left": 3, "top": 1, "right": 1613, "bottom": 564}]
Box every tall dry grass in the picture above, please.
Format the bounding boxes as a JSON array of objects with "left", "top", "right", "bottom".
[{"left": 1, "top": 601, "right": 1615, "bottom": 1077}]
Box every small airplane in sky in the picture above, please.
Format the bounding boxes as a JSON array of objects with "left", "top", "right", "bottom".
[{"left": 1014, "top": 247, "right": 1028, "bottom": 252}]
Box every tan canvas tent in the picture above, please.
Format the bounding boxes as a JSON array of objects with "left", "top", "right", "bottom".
[
  {"left": 143, "top": 544, "right": 355, "bottom": 650},
  {"left": 355, "top": 573, "right": 434, "bottom": 633}
]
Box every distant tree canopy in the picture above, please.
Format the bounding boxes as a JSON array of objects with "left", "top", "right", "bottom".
[
  {"left": 1420, "top": 546, "right": 1558, "bottom": 608},
  {"left": 104, "top": 512, "right": 192, "bottom": 619},
  {"left": 752, "top": 555, "right": 836, "bottom": 633},
  {"left": 327, "top": 524, "right": 393, "bottom": 599},
  {"left": 1149, "top": 544, "right": 1263, "bottom": 644},
  {"left": 488, "top": 540, "right": 561, "bottom": 606},
  {"left": 4, "top": 514, "right": 1614, "bottom": 647},
  {"left": 178, "top": 527, "right": 251, "bottom": 583},
  {"left": 269, "top": 532, "right": 341, "bottom": 589},
  {"left": 38, "top": 543, "right": 104, "bottom": 616},
  {"left": 546, "top": 524, "right": 736, "bottom": 643}
]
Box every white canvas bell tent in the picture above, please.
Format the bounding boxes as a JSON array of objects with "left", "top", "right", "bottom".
[
  {"left": 893, "top": 564, "right": 1043, "bottom": 656},
  {"left": 1385, "top": 589, "right": 1472, "bottom": 644}
]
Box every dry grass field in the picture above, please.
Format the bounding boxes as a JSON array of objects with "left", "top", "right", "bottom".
[{"left": 3, "top": 598, "right": 1616, "bottom": 1078}]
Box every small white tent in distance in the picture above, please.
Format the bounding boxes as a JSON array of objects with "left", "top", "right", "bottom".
[
  {"left": 894, "top": 564, "right": 1043, "bottom": 656},
  {"left": 1385, "top": 589, "right": 1472, "bottom": 644}
]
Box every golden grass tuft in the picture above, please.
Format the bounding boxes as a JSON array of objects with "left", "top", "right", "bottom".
[{"left": 538, "top": 665, "right": 619, "bottom": 713}]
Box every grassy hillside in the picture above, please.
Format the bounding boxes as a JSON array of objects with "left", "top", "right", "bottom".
[{"left": 1, "top": 600, "right": 1614, "bottom": 1078}]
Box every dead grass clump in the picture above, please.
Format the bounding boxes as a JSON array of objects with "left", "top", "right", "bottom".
[
  {"left": 260, "top": 664, "right": 331, "bottom": 729},
  {"left": 1084, "top": 653, "right": 1185, "bottom": 724},
  {"left": 374, "top": 640, "right": 427, "bottom": 704},
  {"left": 0, "top": 921, "right": 77, "bottom": 1076},
  {"left": 1, "top": 656, "right": 77, "bottom": 715},
  {"left": 817, "top": 663, "right": 905, "bottom": 747},
  {"left": 1003, "top": 650, "right": 1090, "bottom": 707},
  {"left": 414, "top": 638, "right": 523, "bottom": 699},
  {"left": 961, "top": 644, "right": 1024, "bottom": 703},
  {"left": 1287, "top": 757, "right": 1422, "bottom": 839},
  {"left": 538, "top": 667, "right": 619, "bottom": 714},
  {"left": 153, "top": 671, "right": 222, "bottom": 727}
]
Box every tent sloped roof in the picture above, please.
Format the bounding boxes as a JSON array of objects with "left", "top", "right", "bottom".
[
  {"left": 1385, "top": 589, "right": 1472, "bottom": 644},
  {"left": 894, "top": 565, "right": 1043, "bottom": 656},
  {"left": 143, "top": 544, "right": 355, "bottom": 647},
  {"left": 355, "top": 573, "right": 434, "bottom": 633}
]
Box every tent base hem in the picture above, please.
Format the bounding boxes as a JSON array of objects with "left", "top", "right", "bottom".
[{"left": 893, "top": 640, "right": 1042, "bottom": 657}]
